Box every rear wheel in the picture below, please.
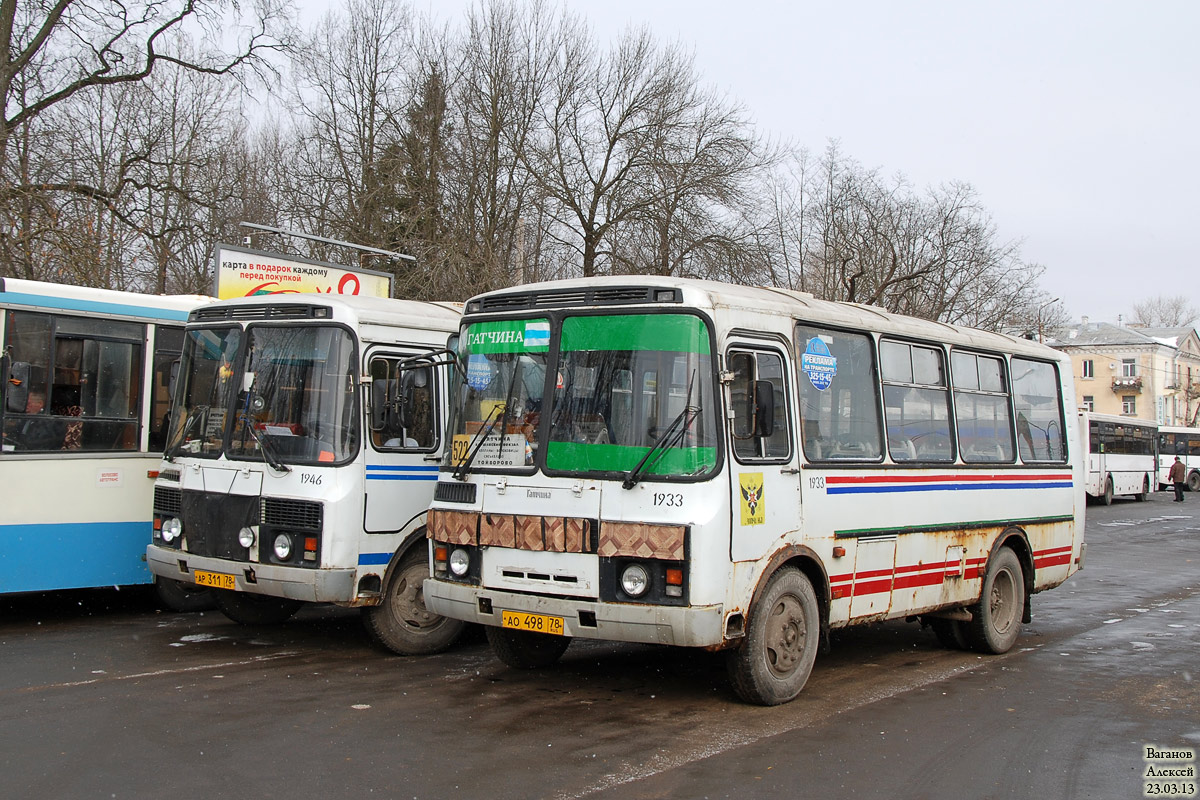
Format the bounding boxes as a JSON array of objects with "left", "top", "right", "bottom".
[
  {"left": 1135, "top": 476, "right": 1149, "bottom": 502},
  {"left": 727, "top": 567, "right": 820, "bottom": 706},
  {"left": 1188, "top": 471, "right": 1200, "bottom": 493},
  {"left": 363, "top": 548, "right": 466, "bottom": 655},
  {"left": 213, "top": 590, "right": 302, "bottom": 625},
  {"left": 1101, "top": 476, "right": 1114, "bottom": 506},
  {"left": 154, "top": 577, "right": 216, "bottom": 613},
  {"left": 486, "top": 625, "right": 571, "bottom": 669},
  {"left": 963, "top": 548, "right": 1025, "bottom": 654}
]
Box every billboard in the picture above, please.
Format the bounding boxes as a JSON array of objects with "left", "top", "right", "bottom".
[{"left": 212, "top": 243, "right": 392, "bottom": 300}]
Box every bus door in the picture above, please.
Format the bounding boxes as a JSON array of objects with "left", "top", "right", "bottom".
[
  {"left": 363, "top": 348, "right": 441, "bottom": 534},
  {"left": 726, "top": 346, "right": 800, "bottom": 562}
]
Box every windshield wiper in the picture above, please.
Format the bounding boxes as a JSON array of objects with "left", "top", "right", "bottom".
[
  {"left": 243, "top": 418, "right": 291, "bottom": 474},
  {"left": 622, "top": 371, "right": 699, "bottom": 491},
  {"left": 452, "top": 401, "right": 506, "bottom": 481},
  {"left": 164, "top": 406, "right": 206, "bottom": 462}
]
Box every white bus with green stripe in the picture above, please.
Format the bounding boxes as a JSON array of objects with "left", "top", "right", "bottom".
[
  {"left": 424, "top": 277, "right": 1085, "bottom": 704},
  {"left": 146, "top": 293, "right": 465, "bottom": 654}
]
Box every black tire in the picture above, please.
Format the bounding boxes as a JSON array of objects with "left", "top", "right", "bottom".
[
  {"left": 213, "top": 589, "right": 302, "bottom": 625},
  {"left": 362, "top": 548, "right": 466, "bottom": 655},
  {"left": 963, "top": 548, "right": 1025, "bottom": 654},
  {"left": 1101, "top": 476, "right": 1114, "bottom": 506},
  {"left": 1135, "top": 476, "right": 1149, "bottom": 502},
  {"left": 726, "top": 567, "right": 820, "bottom": 706},
  {"left": 928, "top": 617, "right": 969, "bottom": 650},
  {"left": 154, "top": 577, "right": 216, "bottom": 613},
  {"left": 486, "top": 625, "right": 571, "bottom": 669},
  {"left": 1188, "top": 471, "right": 1200, "bottom": 493}
]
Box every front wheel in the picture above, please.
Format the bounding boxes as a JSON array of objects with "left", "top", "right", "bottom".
[
  {"left": 726, "top": 567, "right": 820, "bottom": 706},
  {"left": 155, "top": 577, "right": 216, "bottom": 612},
  {"left": 213, "top": 590, "right": 303, "bottom": 626},
  {"left": 963, "top": 547, "right": 1025, "bottom": 654},
  {"left": 486, "top": 625, "right": 571, "bottom": 669},
  {"left": 363, "top": 548, "right": 465, "bottom": 655}
]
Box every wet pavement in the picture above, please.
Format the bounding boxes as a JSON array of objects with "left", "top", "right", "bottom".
[{"left": 1, "top": 493, "right": 1196, "bottom": 799}]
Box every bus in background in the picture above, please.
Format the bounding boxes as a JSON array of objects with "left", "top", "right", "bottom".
[
  {"left": 1079, "top": 412, "right": 1156, "bottom": 504},
  {"left": 147, "top": 293, "right": 465, "bottom": 655},
  {"left": 0, "top": 278, "right": 211, "bottom": 608},
  {"left": 1156, "top": 426, "right": 1200, "bottom": 493},
  {"left": 424, "top": 277, "right": 1085, "bottom": 705}
]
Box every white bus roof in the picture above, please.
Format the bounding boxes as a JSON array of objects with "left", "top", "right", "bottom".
[
  {"left": 190, "top": 292, "right": 462, "bottom": 333},
  {"left": 466, "top": 275, "right": 1064, "bottom": 361},
  {"left": 0, "top": 277, "right": 210, "bottom": 322}
]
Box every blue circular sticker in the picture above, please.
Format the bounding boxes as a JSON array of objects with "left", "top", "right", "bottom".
[{"left": 801, "top": 337, "right": 837, "bottom": 391}]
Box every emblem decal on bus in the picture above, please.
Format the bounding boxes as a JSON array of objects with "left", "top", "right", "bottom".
[{"left": 739, "top": 473, "right": 765, "bottom": 526}]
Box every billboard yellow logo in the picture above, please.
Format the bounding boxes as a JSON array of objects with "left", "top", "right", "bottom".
[{"left": 739, "top": 472, "right": 765, "bottom": 526}]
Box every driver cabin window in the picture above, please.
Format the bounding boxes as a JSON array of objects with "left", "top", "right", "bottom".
[
  {"left": 729, "top": 349, "right": 791, "bottom": 461},
  {"left": 370, "top": 356, "right": 436, "bottom": 450}
]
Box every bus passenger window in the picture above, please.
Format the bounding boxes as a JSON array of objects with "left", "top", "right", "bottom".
[
  {"left": 796, "top": 325, "right": 881, "bottom": 462},
  {"left": 951, "top": 351, "right": 1014, "bottom": 463},
  {"left": 881, "top": 340, "right": 952, "bottom": 463},
  {"left": 1012, "top": 358, "right": 1067, "bottom": 462}
]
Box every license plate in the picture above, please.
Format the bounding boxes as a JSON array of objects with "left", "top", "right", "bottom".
[
  {"left": 192, "top": 569, "right": 235, "bottom": 590},
  {"left": 501, "top": 610, "right": 565, "bottom": 636}
]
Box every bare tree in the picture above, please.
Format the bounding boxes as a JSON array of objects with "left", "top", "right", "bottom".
[
  {"left": 0, "top": 0, "right": 291, "bottom": 280},
  {"left": 1130, "top": 295, "right": 1199, "bottom": 327}
]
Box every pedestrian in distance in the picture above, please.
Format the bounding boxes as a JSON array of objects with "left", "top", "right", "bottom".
[{"left": 1168, "top": 455, "right": 1187, "bottom": 502}]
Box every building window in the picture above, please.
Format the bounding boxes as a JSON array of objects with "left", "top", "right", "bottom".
[
  {"left": 1082, "top": 360, "right": 1093, "bottom": 378},
  {"left": 1083, "top": 395, "right": 1094, "bottom": 412},
  {"left": 1122, "top": 358, "right": 1137, "bottom": 378},
  {"left": 1122, "top": 395, "right": 1136, "bottom": 415}
]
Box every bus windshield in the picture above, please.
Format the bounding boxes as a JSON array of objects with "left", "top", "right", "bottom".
[
  {"left": 168, "top": 324, "right": 358, "bottom": 465},
  {"left": 447, "top": 313, "right": 718, "bottom": 478}
]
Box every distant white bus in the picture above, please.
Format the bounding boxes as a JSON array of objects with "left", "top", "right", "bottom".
[
  {"left": 1156, "top": 426, "right": 1200, "bottom": 492},
  {"left": 146, "top": 293, "right": 465, "bottom": 654},
  {"left": 1, "top": 278, "right": 209, "bottom": 603},
  {"left": 1080, "top": 412, "right": 1156, "bottom": 504},
  {"left": 424, "top": 276, "right": 1085, "bottom": 705}
]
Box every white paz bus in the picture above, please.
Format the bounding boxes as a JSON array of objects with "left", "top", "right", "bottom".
[
  {"left": 1, "top": 278, "right": 210, "bottom": 605},
  {"left": 1156, "top": 426, "right": 1200, "bottom": 493},
  {"left": 424, "top": 277, "right": 1085, "bottom": 705},
  {"left": 146, "top": 293, "right": 465, "bottom": 654}
]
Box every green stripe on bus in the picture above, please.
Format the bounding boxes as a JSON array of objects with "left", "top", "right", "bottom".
[
  {"left": 463, "top": 319, "right": 549, "bottom": 353},
  {"left": 560, "top": 315, "right": 710, "bottom": 353},
  {"left": 545, "top": 441, "right": 717, "bottom": 474}
]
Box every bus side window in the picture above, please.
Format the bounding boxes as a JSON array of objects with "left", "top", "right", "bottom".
[{"left": 1012, "top": 358, "right": 1067, "bottom": 462}]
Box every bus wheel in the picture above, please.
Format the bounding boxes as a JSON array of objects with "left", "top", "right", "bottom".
[
  {"left": 486, "top": 626, "right": 571, "bottom": 669},
  {"left": 1101, "top": 477, "right": 1114, "bottom": 506},
  {"left": 1189, "top": 472, "right": 1200, "bottom": 493},
  {"left": 928, "top": 617, "right": 968, "bottom": 650},
  {"left": 726, "top": 567, "right": 819, "bottom": 706},
  {"left": 213, "top": 590, "right": 302, "bottom": 625},
  {"left": 963, "top": 548, "right": 1024, "bottom": 654},
  {"left": 363, "top": 548, "right": 465, "bottom": 656},
  {"left": 155, "top": 577, "right": 216, "bottom": 613},
  {"left": 1136, "top": 476, "right": 1149, "bottom": 502}
]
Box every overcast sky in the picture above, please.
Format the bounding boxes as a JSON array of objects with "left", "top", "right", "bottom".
[{"left": 397, "top": 0, "right": 1197, "bottom": 322}]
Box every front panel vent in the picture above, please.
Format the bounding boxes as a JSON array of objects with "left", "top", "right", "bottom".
[
  {"left": 434, "top": 481, "right": 477, "bottom": 504},
  {"left": 472, "top": 286, "right": 680, "bottom": 312},
  {"left": 261, "top": 497, "right": 323, "bottom": 530},
  {"left": 154, "top": 486, "right": 183, "bottom": 515}
]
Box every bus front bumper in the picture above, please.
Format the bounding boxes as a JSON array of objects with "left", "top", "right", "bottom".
[
  {"left": 147, "top": 545, "right": 355, "bottom": 603},
  {"left": 423, "top": 578, "right": 727, "bottom": 648}
]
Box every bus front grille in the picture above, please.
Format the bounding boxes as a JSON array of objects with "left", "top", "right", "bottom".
[{"left": 261, "top": 497, "right": 323, "bottom": 531}]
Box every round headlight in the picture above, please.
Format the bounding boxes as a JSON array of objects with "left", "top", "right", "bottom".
[
  {"left": 273, "top": 533, "right": 293, "bottom": 560},
  {"left": 161, "top": 517, "right": 182, "bottom": 543},
  {"left": 620, "top": 563, "right": 650, "bottom": 598},
  {"left": 238, "top": 527, "right": 256, "bottom": 548},
  {"left": 449, "top": 548, "right": 470, "bottom": 577}
]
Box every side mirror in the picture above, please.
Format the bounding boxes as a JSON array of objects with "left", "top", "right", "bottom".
[
  {"left": 754, "top": 379, "right": 775, "bottom": 438},
  {"left": 5, "top": 361, "right": 30, "bottom": 413},
  {"left": 370, "top": 378, "right": 390, "bottom": 432}
]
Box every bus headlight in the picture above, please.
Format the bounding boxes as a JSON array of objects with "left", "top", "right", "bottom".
[
  {"left": 273, "top": 533, "right": 293, "bottom": 560},
  {"left": 161, "top": 518, "right": 182, "bottom": 543},
  {"left": 238, "top": 527, "right": 256, "bottom": 548},
  {"left": 449, "top": 548, "right": 470, "bottom": 577},
  {"left": 620, "top": 563, "right": 650, "bottom": 598}
]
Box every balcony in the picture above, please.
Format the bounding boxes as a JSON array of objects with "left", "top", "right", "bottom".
[{"left": 1112, "top": 376, "right": 1142, "bottom": 392}]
